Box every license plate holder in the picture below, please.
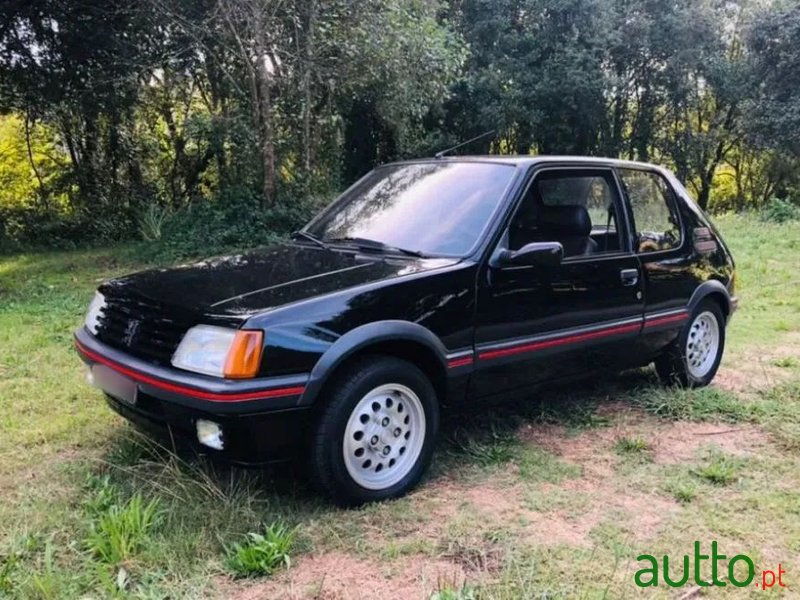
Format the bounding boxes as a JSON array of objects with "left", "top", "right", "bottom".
[{"left": 92, "top": 364, "right": 138, "bottom": 406}]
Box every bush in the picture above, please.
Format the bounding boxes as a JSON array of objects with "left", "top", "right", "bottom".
[
  {"left": 0, "top": 183, "right": 326, "bottom": 256},
  {"left": 761, "top": 197, "right": 800, "bottom": 223},
  {"left": 0, "top": 203, "right": 137, "bottom": 252},
  {"left": 134, "top": 187, "right": 319, "bottom": 261}
]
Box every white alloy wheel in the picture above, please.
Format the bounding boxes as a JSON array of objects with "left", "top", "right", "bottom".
[
  {"left": 685, "top": 310, "right": 720, "bottom": 379},
  {"left": 342, "top": 383, "right": 426, "bottom": 490}
]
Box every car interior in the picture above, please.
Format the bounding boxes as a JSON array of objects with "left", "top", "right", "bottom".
[{"left": 508, "top": 169, "right": 624, "bottom": 257}]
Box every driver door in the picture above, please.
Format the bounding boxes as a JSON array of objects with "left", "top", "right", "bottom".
[{"left": 471, "top": 166, "right": 645, "bottom": 399}]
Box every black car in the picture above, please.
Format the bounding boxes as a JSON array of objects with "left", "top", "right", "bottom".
[{"left": 75, "top": 156, "right": 737, "bottom": 505}]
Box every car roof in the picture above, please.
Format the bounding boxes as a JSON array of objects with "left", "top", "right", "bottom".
[{"left": 387, "top": 155, "right": 663, "bottom": 171}]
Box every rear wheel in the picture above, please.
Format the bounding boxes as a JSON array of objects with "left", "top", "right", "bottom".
[
  {"left": 655, "top": 300, "right": 725, "bottom": 388},
  {"left": 309, "top": 356, "right": 439, "bottom": 506}
]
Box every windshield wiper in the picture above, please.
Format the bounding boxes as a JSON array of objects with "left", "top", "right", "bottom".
[
  {"left": 291, "top": 230, "right": 329, "bottom": 250},
  {"left": 326, "top": 236, "right": 428, "bottom": 258}
]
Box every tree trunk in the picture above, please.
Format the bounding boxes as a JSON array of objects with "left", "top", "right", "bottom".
[
  {"left": 254, "top": 16, "right": 275, "bottom": 209},
  {"left": 23, "top": 111, "right": 49, "bottom": 210},
  {"left": 302, "top": 0, "right": 317, "bottom": 179}
]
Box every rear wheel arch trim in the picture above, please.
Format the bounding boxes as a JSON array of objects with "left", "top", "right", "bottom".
[
  {"left": 298, "top": 321, "right": 449, "bottom": 406},
  {"left": 688, "top": 280, "right": 731, "bottom": 317}
]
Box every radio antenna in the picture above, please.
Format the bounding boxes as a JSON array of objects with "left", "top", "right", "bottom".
[{"left": 434, "top": 130, "right": 496, "bottom": 159}]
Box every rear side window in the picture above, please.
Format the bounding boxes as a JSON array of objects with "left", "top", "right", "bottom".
[{"left": 618, "top": 169, "right": 682, "bottom": 253}]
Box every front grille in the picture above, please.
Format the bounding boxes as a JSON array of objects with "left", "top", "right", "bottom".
[{"left": 95, "top": 296, "right": 193, "bottom": 366}]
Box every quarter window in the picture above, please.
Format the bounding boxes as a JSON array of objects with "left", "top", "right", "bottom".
[{"left": 619, "top": 169, "right": 681, "bottom": 253}]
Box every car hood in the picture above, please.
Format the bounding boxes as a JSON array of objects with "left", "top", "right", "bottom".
[{"left": 101, "top": 244, "right": 458, "bottom": 316}]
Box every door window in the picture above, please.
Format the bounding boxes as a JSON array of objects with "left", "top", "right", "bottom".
[
  {"left": 618, "top": 169, "right": 682, "bottom": 253},
  {"left": 508, "top": 169, "right": 624, "bottom": 258}
]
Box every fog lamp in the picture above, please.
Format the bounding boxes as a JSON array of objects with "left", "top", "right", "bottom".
[{"left": 196, "top": 419, "right": 224, "bottom": 450}]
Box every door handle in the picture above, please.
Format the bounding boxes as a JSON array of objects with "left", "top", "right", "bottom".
[{"left": 620, "top": 269, "right": 639, "bottom": 286}]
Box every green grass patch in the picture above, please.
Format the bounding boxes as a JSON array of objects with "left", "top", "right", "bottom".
[
  {"left": 430, "top": 584, "right": 477, "bottom": 600},
  {"left": 629, "top": 385, "right": 752, "bottom": 422},
  {"left": 517, "top": 446, "right": 581, "bottom": 484},
  {"left": 224, "top": 524, "right": 295, "bottom": 578},
  {"left": 613, "top": 436, "right": 651, "bottom": 456},
  {"left": 448, "top": 428, "right": 521, "bottom": 469},
  {"left": 691, "top": 451, "right": 742, "bottom": 486},
  {"left": 772, "top": 356, "right": 798, "bottom": 368},
  {"left": 665, "top": 477, "right": 698, "bottom": 503},
  {"left": 85, "top": 493, "right": 162, "bottom": 565}
]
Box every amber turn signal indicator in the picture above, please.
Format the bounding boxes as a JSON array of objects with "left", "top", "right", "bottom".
[{"left": 223, "top": 330, "right": 264, "bottom": 379}]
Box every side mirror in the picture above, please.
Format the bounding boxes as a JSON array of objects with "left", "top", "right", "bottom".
[{"left": 496, "top": 241, "right": 563, "bottom": 268}]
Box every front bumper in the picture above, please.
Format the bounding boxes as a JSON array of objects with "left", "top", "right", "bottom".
[{"left": 74, "top": 327, "right": 313, "bottom": 463}]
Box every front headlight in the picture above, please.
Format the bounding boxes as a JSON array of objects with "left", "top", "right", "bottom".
[
  {"left": 84, "top": 292, "right": 106, "bottom": 335},
  {"left": 171, "top": 325, "right": 263, "bottom": 379}
]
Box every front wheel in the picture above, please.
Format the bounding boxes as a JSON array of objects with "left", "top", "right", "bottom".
[
  {"left": 655, "top": 300, "right": 726, "bottom": 388},
  {"left": 308, "top": 356, "right": 439, "bottom": 506}
]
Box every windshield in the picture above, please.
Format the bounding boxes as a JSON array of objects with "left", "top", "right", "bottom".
[{"left": 306, "top": 162, "right": 517, "bottom": 256}]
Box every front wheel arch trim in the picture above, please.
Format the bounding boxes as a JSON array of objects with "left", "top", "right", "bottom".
[{"left": 298, "top": 320, "right": 449, "bottom": 407}]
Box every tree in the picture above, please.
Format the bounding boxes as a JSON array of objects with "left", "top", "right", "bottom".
[{"left": 746, "top": 2, "right": 800, "bottom": 158}]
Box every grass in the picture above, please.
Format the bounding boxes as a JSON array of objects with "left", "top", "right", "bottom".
[
  {"left": 0, "top": 213, "right": 798, "bottom": 598},
  {"left": 691, "top": 451, "right": 742, "bottom": 486},
  {"left": 85, "top": 491, "right": 162, "bottom": 565},
  {"left": 614, "top": 436, "right": 651, "bottom": 455},
  {"left": 224, "top": 524, "right": 295, "bottom": 578},
  {"left": 629, "top": 385, "right": 753, "bottom": 422}
]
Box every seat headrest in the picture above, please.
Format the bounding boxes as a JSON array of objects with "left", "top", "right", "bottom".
[{"left": 539, "top": 205, "right": 592, "bottom": 237}]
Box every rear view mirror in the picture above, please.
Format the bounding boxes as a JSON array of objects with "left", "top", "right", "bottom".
[{"left": 497, "top": 241, "right": 563, "bottom": 268}]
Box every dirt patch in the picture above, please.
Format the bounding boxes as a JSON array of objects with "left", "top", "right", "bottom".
[
  {"left": 521, "top": 487, "right": 676, "bottom": 547},
  {"left": 650, "top": 421, "right": 768, "bottom": 464},
  {"left": 716, "top": 340, "right": 800, "bottom": 393},
  {"left": 228, "top": 553, "right": 471, "bottom": 600},
  {"left": 424, "top": 443, "right": 679, "bottom": 549}
]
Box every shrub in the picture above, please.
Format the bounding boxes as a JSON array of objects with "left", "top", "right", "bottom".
[
  {"left": 761, "top": 197, "right": 800, "bottom": 223},
  {"left": 135, "top": 187, "right": 319, "bottom": 261},
  {"left": 225, "top": 524, "right": 295, "bottom": 578}
]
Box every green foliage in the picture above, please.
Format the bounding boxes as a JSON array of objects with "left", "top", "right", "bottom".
[
  {"left": 761, "top": 197, "right": 800, "bottom": 223},
  {"left": 133, "top": 188, "right": 317, "bottom": 261},
  {"left": 2, "top": 0, "right": 799, "bottom": 248},
  {"left": 84, "top": 492, "right": 162, "bottom": 565},
  {"left": 0, "top": 0, "right": 465, "bottom": 249},
  {"left": 747, "top": 3, "right": 800, "bottom": 156},
  {"left": 225, "top": 524, "right": 295, "bottom": 578}
]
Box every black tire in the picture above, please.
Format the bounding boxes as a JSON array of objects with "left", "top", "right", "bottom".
[
  {"left": 308, "top": 355, "right": 439, "bottom": 507},
  {"left": 655, "top": 299, "right": 726, "bottom": 388}
]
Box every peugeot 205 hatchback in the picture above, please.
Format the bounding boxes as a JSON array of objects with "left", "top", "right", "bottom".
[{"left": 75, "top": 156, "right": 737, "bottom": 505}]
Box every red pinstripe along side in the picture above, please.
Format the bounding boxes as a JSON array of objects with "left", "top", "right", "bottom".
[
  {"left": 75, "top": 340, "right": 305, "bottom": 402},
  {"left": 478, "top": 321, "right": 643, "bottom": 361}
]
